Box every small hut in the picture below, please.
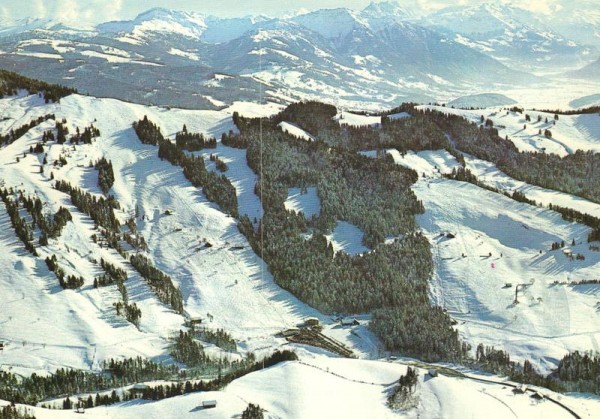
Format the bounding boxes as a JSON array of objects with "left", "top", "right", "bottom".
[
  {"left": 202, "top": 400, "right": 217, "bottom": 409},
  {"left": 340, "top": 317, "right": 359, "bottom": 326},
  {"left": 304, "top": 317, "right": 320, "bottom": 327}
]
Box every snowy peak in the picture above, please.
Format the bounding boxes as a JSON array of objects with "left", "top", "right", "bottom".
[
  {"left": 292, "top": 8, "right": 368, "bottom": 39},
  {"left": 361, "top": 1, "right": 413, "bottom": 19},
  {"left": 0, "top": 17, "right": 63, "bottom": 35},
  {"left": 98, "top": 7, "right": 207, "bottom": 40}
]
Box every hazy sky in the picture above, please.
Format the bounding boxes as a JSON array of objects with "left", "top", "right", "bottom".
[{"left": 0, "top": 0, "right": 566, "bottom": 26}]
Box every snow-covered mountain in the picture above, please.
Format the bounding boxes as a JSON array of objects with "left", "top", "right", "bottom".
[
  {"left": 420, "top": 3, "right": 597, "bottom": 74},
  {"left": 0, "top": 5, "right": 542, "bottom": 110},
  {"left": 568, "top": 57, "right": 600, "bottom": 81}
]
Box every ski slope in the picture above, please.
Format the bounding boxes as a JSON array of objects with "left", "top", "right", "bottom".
[
  {"left": 0, "top": 93, "right": 322, "bottom": 375},
  {"left": 389, "top": 150, "right": 600, "bottom": 371},
  {"left": 464, "top": 154, "right": 600, "bottom": 219}
]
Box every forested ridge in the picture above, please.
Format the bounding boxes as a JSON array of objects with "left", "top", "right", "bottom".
[{"left": 234, "top": 102, "right": 465, "bottom": 362}]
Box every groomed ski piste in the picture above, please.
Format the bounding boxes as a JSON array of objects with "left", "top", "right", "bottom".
[{"left": 1, "top": 91, "right": 600, "bottom": 417}]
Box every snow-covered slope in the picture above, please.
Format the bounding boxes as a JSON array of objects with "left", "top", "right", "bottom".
[
  {"left": 4, "top": 356, "right": 599, "bottom": 418},
  {"left": 386, "top": 149, "right": 600, "bottom": 372},
  {"left": 420, "top": 105, "right": 600, "bottom": 157},
  {"left": 0, "top": 92, "right": 321, "bottom": 375}
]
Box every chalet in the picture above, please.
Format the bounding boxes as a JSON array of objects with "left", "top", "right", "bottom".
[
  {"left": 75, "top": 406, "right": 85, "bottom": 414},
  {"left": 428, "top": 369, "right": 438, "bottom": 378},
  {"left": 0, "top": 342, "right": 4, "bottom": 350},
  {"left": 503, "top": 283, "right": 512, "bottom": 288},
  {"left": 340, "top": 317, "right": 359, "bottom": 326},
  {"left": 281, "top": 328, "right": 300, "bottom": 338},
  {"left": 304, "top": 317, "right": 319, "bottom": 327},
  {"left": 187, "top": 317, "right": 203, "bottom": 330},
  {"left": 202, "top": 400, "right": 217, "bottom": 409},
  {"left": 130, "top": 383, "right": 149, "bottom": 399},
  {"left": 446, "top": 233, "right": 456, "bottom": 239}
]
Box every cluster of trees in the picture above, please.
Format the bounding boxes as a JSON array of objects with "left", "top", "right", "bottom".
[
  {"left": 54, "top": 180, "right": 120, "bottom": 233},
  {"left": 175, "top": 125, "right": 216, "bottom": 150},
  {"left": 0, "top": 114, "right": 55, "bottom": 147},
  {"left": 0, "top": 350, "right": 297, "bottom": 407},
  {"left": 387, "top": 367, "right": 418, "bottom": 409},
  {"left": 45, "top": 254, "right": 84, "bottom": 289},
  {"left": 171, "top": 331, "right": 212, "bottom": 368},
  {"left": 242, "top": 403, "right": 264, "bottom": 419},
  {"left": 69, "top": 125, "right": 100, "bottom": 145},
  {"left": 132, "top": 116, "right": 163, "bottom": 146},
  {"left": 0, "top": 356, "right": 180, "bottom": 405},
  {"left": 532, "top": 106, "right": 599, "bottom": 115},
  {"left": 209, "top": 153, "right": 228, "bottom": 172},
  {"left": 556, "top": 351, "right": 600, "bottom": 394},
  {"left": 235, "top": 104, "right": 463, "bottom": 362},
  {"left": 221, "top": 128, "right": 247, "bottom": 148},
  {"left": 129, "top": 254, "right": 183, "bottom": 314},
  {"left": 469, "top": 344, "right": 561, "bottom": 391},
  {"left": 95, "top": 157, "right": 114, "bottom": 194},
  {"left": 0, "top": 404, "right": 35, "bottom": 419},
  {"left": 133, "top": 117, "right": 238, "bottom": 217},
  {"left": 94, "top": 258, "right": 127, "bottom": 287},
  {"left": 0, "top": 188, "right": 37, "bottom": 255},
  {"left": 19, "top": 194, "right": 72, "bottom": 240},
  {"left": 114, "top": 301, "right": 141, "bottom": 326},
  {"left": 55, "top": 120, "right": 68, "bottom": 145},
  {"left": 0, "top": 69, "right": 76, "bottom": 102},
  {"left": 197, "top": 328, "right": 236, "bottom": 352},
  {"left": 371, "top": 303, "right": 468, "bottom": 362}
]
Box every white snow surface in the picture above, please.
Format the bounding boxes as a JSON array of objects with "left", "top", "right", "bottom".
[
  {"left": 326, "top": 221, "right": 370, "bottom": 256},
  {"left": 284, "top": 187, "right": 321, "bottom": 218},
  {"left": 3, "top": 356, "right": 599, "bottom": 418},
  {"left": 277, "top": 121, "right": 315, "bottom": 141},
  {"left": 335, "top": 111, "right": 381, "bottom": 127}
]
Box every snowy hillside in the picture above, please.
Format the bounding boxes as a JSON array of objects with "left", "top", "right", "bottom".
[
  {"left": 0, "top": 92, "right": 325, "bottom": 376},
  {"left": 1, "top": 60, "right": 600, "bottom": 416},
  {"left": 370, "top": 149, "right": 599, "bottom": 373},
  {"left": 420, "top": 105, "right": 600, "bottom": 157},
  {"left": 3, "top": 356, "right": 600, "bottom": 418}
]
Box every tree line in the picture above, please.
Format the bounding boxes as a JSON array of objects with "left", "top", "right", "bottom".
[{"left": 0, "top": 69, "right": 76, "bottom": 103}]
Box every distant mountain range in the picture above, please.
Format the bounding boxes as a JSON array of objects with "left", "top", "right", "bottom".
[{"left": 0, "top": 2, "right": 596, "bottom": 109}]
